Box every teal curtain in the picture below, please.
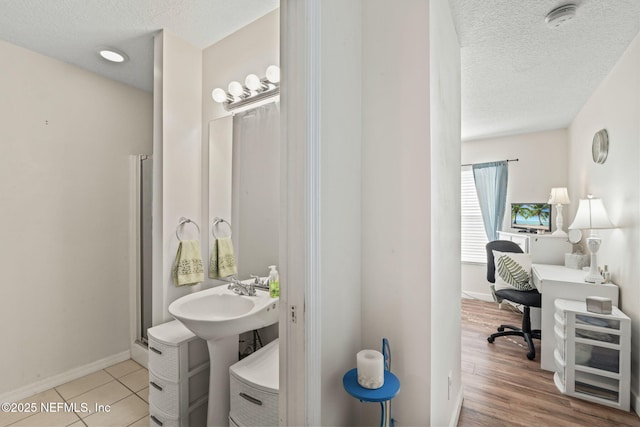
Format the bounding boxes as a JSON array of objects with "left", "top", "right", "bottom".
[{"left": 472, "top": 161, "right": 508, "bottom": 241}]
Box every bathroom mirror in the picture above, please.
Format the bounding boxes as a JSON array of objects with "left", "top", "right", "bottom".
[{"left": 208, "top": 102, "right": 280, "bottom": 281}]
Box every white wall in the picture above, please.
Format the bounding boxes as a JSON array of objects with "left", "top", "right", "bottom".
[
  {"left": 361, "top": 1, "right": 433, "bottom": 425},
  {"left": 429, "top": 0, "right": 462, "bottom": 425},
  {"left": 152, "top": 31, "right": 203, "bottom": 324},
  {"left": 319, "top": 1, "right": 363, "bottom": 425},
  {"left": 461, "top": 129, "right": 569, "bottom": 298},
  {"left": 0, "top": 40, "right": 152, "bottom": 397},
  {"left": 567, "top": 30, "right": 640, "bottom": 412}
]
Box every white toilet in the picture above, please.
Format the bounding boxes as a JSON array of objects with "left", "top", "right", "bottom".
[{"left": 229, "top": 338, "right": 279, "bottom": 427}]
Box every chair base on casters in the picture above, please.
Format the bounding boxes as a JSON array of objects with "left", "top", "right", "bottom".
[{"left": 487, "top": 305, "right": 541, "bottom": 360}]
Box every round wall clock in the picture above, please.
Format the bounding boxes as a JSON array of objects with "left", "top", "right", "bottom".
[
  {"left": 568, "top": 229, "right": 582, "bottom": 245},
  {"left": 592, "top": 129, "right": 609, "bottom": 164}
]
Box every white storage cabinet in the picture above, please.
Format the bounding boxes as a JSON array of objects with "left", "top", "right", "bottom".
[
  {"left": 229, "top": 339, "right": 279, "bottom": 427},
  {"left": 554, "top": 299, "right": 630, "bottom": 411},
  {"left": 148, "top": 320, "right": 210, "bottom": 426},
  {"left": 497, "top": 231, "right": 571, "bottom": 265}
]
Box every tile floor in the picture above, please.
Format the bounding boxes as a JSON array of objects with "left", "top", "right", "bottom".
[{"left": 0, "top": 360, "right": 149, "bottom": 427}]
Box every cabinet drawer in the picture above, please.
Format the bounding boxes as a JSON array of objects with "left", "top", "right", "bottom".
[
  {"left": 150, "top": 404, "right": 179, "bottom": 427},
  {"left": 575, "top": 327, "right": 620, "bottom": 345},
  {"left": 149, "top": 372, "right": 181, "bottom": 417},
  {"left": 149, "top": 338, "right": 180, "bottom": 381},
  {"left": 574, "top": 371, "right": 620, "bottom": 403},
  {"left": 575, "top": 343, "right": 620, "bottom": 373},
  {"left": 575, "top": 314, "right": 621, "bottom": 331},
  {"left": 148, "top": 336, "right": 209, "bottom": 382},
  {"left": 230, "top": 378, "right": 278, "bottom": 427},
  {"left": 149, "top": 368, "right": 209, "bottom": 418},
  {"left": 149, "top": 401, "right": 207, "bottom": 427}
]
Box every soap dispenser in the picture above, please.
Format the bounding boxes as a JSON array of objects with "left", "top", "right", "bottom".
[{"left": 268, "top": 265, "right": 280, "bottom": 298}]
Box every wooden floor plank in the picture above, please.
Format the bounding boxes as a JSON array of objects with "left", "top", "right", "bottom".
[{"left": 458, "top": 298, "right": 640, "bottom": 427}]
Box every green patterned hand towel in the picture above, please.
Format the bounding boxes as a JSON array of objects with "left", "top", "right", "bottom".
[
  {"left": 172, "top": 240, "right": 204, "bottom": 286},
  {"left": 209, "top": 237, "right": 238, "bottom": 279}
]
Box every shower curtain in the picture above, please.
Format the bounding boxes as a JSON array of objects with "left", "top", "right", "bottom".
[{"left": 231, "top": 102, "right": 280, "bottom": 278}]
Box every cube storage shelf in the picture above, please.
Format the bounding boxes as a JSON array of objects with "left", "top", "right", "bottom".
[
  {"left": 148, "top": 320, "right": 210, "bottom": 426},
  {"left": 553, "top": 299, "right": 630, "bottom": 411}
]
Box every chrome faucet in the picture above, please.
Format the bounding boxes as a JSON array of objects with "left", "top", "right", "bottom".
[
  {"left": 226, "top": 277, "right": 256, "bottom": 296},
  {"left": 250, "top": 275, "right": 270, "bottom": 291}
]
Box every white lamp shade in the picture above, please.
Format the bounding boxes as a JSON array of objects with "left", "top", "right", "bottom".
[
  {"left": 548, "top": 187, "right": 570, "bottom": 205},
  {"left": 569, "top": 197, "right": 614, "bottom": 230}
]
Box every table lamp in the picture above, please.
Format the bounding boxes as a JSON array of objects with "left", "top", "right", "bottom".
[
  {"left": 548, "top": 187, "right": 571, "bottom": 236},
  {"left": 568, "top": 194, "right": 614, "bottom": 283}
]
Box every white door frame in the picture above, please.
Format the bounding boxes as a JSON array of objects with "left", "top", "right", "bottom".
[{"left": 280, "top": 1, "right": 322, "bottom": 425}]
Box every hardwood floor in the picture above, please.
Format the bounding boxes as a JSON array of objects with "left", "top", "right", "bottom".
[{"left": 458, "top": 298, "right": 640, "bottom": 427}]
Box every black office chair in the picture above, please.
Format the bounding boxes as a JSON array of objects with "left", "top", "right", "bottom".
[{"left": 486, "top": 240, "right": 541, "bottom": 360}]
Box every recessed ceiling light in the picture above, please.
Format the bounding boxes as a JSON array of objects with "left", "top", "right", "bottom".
[
  {"left": 545, "top": 4, "right": 577, "bottom": 28},
  {"left": 99, "top": 48, "right": 128, "bottom": 63}
]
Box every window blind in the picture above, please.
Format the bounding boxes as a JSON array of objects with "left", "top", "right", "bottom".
[{"left": 461, "top": 168, "right": 488, "bottom": 263}]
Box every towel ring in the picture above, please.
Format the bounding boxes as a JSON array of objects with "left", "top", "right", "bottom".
[
  {"left": 176, "top": 217, "right": 200, "bottom": 241},
  {"left": 212, "top": 217, "right": 232, "bottom": 239}
]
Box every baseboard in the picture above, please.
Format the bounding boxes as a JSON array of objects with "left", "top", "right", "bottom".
[
  {"left": 448, "top": 386, "right": 464, "bottom": 426},
  {"left": 130, "top": 341, "right": 149, "bottom": 369},
  {"left": 0, "top": 350, "right": 131, "bottom": 404},
  {"left": 633, "top": 389, "right": 640, "bottom": 418},
  {"left": 461, "top": 291, "right": 494, "bottom": 302}
]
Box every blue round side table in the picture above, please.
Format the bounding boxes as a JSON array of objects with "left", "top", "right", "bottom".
[{"left": 343, "top": 368, "right": 400, "bottom": 427}]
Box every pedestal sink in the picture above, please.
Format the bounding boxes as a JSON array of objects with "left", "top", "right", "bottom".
[{"left": 168, "top": 285, "right": 279, "bottom": 427}]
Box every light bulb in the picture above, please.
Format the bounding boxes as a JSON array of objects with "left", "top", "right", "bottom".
[
  {"left": 228, "top": 81, "right": 244, "bottom": 97},
  {"left": 265, "top": 65, "right": 280, "bottom": 83},
  {"left": 245, "top": 74, "right": 262, "bottom": 91},
  {"left": 211, "top": 88, "right": 228, "bottom": 103}
]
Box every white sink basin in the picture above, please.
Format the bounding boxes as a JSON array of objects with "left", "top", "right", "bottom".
[{"left": 168, "top": 285, "right": 279, "bottom": 341}]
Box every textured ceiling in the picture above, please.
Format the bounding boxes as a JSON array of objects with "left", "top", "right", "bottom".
[
  {"left": 0, "top": 0, "right": 278, "bottom": 92},
  {"left": 449, "top": 0, "right": 640, "bottom": 141},
  {"left": 1, "top": 1, "right": 638, "bottom": 140}
]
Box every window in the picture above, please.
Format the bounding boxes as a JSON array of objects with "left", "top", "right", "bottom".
[{"left": 461, "top": 168, "right": 489, "bottom": 263}]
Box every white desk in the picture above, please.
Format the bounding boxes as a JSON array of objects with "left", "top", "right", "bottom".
[
  {"left": 531, "top": 264, "right": 619, "bottom": 371},
  {"left": 498, "top": 231, "right": 572, "bottom": 264}
]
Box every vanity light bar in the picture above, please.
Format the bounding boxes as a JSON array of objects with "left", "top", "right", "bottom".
[{"left": 211, "top": 65, "right": 280, "bottom": 111}]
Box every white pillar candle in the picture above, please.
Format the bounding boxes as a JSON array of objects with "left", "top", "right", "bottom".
[{"left": 357, "top": 349, "right": 384, "bottom": 389}]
